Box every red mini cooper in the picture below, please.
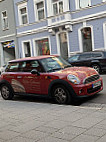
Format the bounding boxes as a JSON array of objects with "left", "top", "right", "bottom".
[{"left": 0, "top": 55, "right": 103, "bottom": 104}]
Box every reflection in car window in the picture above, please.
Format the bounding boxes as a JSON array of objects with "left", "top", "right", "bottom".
[
  {"left": 40, "top": 57, "right": 71, "bottom": 72},
  {"left": 69, "top": 55, "right": 79, "bottom": 61},
  {"left": 79, "top": 54, "right": 92, "bottom": 60},
  {"left": 92, "top": 53, "right": 102, "bottom": 58},
  {"left": 19, "top": 60, "right": 43, "bottom": 72}
]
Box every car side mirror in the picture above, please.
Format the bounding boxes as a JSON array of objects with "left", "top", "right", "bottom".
[{"left": 31, "top": 69, "right": 40, "bottom": 76}]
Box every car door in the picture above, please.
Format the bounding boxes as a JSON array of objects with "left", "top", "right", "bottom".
[
  {"left": 14, "top": 61, "right": 42, "bottom": 94},
  {"left": 78, "top": 53, "right": 93, "bottom": 67},
  {"left": 15, "top": 60, "right": 48, "bottom": 95}
]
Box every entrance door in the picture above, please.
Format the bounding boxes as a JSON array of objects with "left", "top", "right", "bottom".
[{"left": 59, "top": 32, "right": 68, "bottom": 60}]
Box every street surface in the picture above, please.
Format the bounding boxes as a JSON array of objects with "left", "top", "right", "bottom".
[{"left": 0, "top": 74, "right": 106, "bottom": 142}]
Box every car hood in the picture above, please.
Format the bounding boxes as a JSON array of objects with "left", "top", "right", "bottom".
[{"left": 51, "top": 67, "right": 98, "bottom": 82}]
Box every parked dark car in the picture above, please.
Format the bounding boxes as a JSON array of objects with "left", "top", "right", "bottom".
[{"left": 67, "top": 51, "right": 106, "bottom": 73}]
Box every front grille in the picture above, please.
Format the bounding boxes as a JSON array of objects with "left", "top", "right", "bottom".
[{"left": 84, "top": 74, "right": 100, "bottom": 84}]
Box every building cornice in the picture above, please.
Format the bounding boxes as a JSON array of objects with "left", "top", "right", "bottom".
[
  {"left": 16, "top": 10, "right": 106, "bottom": 37},
  {"left": 71, "top": 11, "right": 106, "bottom": 24},
  {"left": 0, "top": 34, "right": 16, "bottom": 40}
]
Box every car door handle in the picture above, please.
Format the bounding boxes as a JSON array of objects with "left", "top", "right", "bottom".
[{"left": 17, "top": 76, "right": 22, "bottom": 79}]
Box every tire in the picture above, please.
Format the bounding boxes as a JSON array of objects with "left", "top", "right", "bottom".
[
  {"left": 92, "top": 64, "right": 101, "bottom": 73},
  {"left": 1, "top": 84, "right": 14, "bottom": 100},
  {"left": 52, "top": 85, "right": 71, "bottom": 104}
]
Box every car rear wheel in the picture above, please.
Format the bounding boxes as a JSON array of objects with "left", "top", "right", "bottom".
[
  {"left": 52, "top": 85, "right": 71, "bottom": 104},
  {"left": 1, "top": 84, "right": 14, "bottom": 100},
  {"left": 92, "top": 64, "right": 101, "bottom": 73}
]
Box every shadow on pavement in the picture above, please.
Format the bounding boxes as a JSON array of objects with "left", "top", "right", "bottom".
[{"left": 11, "top": 92, "right": 102, "bottom": 106}]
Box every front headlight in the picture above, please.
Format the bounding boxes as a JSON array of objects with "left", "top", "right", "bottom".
[{"left": 67, "top": 74, "right": 80, "bottom": 84}]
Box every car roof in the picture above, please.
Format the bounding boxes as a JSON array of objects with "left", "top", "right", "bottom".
[{"left": 9, "top": 55, "right": 58, "bottom": 63}]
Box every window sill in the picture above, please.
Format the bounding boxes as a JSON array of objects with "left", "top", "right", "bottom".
[{"left": 3, "top": 28, "right": 9, "bottom": 31}]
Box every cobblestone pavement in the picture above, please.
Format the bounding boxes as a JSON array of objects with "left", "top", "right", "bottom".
[{"left": 0, "top": 95, "right": 106, "bottom": 142}]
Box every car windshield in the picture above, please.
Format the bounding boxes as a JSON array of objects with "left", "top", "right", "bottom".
[{"left": 40, "top": 56, "right": 71, "bottom": 72}]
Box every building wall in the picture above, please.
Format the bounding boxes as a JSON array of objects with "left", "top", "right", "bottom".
[
  {"left": 0, "top": 0, "right": 18, "bottom": 66},
  {"left": 13, "top": 0, "right": 106, "bottom": 59}
]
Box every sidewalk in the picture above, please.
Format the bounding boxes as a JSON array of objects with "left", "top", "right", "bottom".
[{"left": 0, "top": 98, "right": 106, "bottom": 142}]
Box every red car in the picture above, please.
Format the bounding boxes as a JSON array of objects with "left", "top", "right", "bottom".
[{"left": 0, "top": 55, "right": 103, "bottom": 104}]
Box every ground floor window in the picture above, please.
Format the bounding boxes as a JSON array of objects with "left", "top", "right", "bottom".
[
  {"left": 23, "top": 41, "right": 31, "bottom": 57},
  {"left": 81, "top": 27, "right": 92, "bottom": 52},
  {"left": 2, "top": 40, "right": 15, "bottom": 64},
  {"left": 59, "top": 32, "right": 68, "bottom": 60},
  {"left": 36, "top": 38, "right": 50, "bottom": 55}
]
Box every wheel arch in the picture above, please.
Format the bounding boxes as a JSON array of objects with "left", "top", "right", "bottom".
[
  {"left": 91, "top": 60, "right": 101, "bottom": 66},
  {"left": 0, "top": 80, "right": 13, "bottom": 90},
  {"left": 48, "top": 79, "right": 76, "bottom": 98},
  {"left": 91, "top": 62, "right": 101, "bottom": 70}
]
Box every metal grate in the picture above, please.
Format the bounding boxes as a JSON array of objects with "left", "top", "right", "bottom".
[{"left": 84, "top": 74, "right": 100, "bottom": 84}]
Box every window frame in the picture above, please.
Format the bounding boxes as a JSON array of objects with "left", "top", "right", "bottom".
[
  {"left": 22, "top": 40, "right": 32, "bottom": 58},
  {"left": 33, "top": 36, "right": 51, "bottom": 56},
  {"left": 1, "top": 10, "right": 9, "bottom": 30},
  {"left": 34, "top": 0, "right": 45, "bottom": 21},
  {"left": 52, "top": 0, "right": 63, "bottom": 15},
  {"left": 75, "top": 0, "right": 91, "bottom": 9},
  {"left": 18, "top": 2, "right": 28, "bottom": 26}
]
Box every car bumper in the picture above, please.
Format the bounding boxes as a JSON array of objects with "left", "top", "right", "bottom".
[{"left": 72, "top": 77, "right": 103, "bottom": 98}]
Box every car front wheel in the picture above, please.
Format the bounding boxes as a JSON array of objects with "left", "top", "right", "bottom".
[
  {"left": 1, "top": 84, "right": 14, "bottom": 100},
  {"left": 52, "top": 85, "right": 71, "bottom": 104}
]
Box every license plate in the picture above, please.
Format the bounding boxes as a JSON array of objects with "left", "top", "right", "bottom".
[{"left": 92, "top": 81, "right": 101, "bottom": 88}]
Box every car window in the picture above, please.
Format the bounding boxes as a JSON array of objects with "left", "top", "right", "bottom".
[
  {"left": 5, "top": 62, "right": 19, "bottom": 72},
  {"left": 40, "top": 56, "right": 71, "bottom": 72},
  {"left": 79, "top": 54, "right": 92, "bottom": 60},
  {"left": 68, "top": 55, "right": 79, "bottom": 62},
  {"left": 19, "top": 61, "right": 44, "bottom": 72},
  {"left": 92, "top": 53, "right": 102, "bottom": 58},
  {"left": 103, "top": 52, "right": 106, "bottom": 57}
]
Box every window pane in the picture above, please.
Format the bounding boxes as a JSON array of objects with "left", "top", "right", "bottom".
[
  {"left": 59, "top": 1, "right": 63, "bottom": 13},
  {"left": 80, "top": 0, "right": 90, "bottom": 8},
  {"left": 2, "top": 11, "right": 7, "bottom": 17},
  {"left": 37, "top": 2, "right": 44, "bottom": 9},
  {"left": 38, "top": 10, "right": 44, "bottom": 20},
  {"left": 3, "top": 18, "right": 8, "bottom": 29},
  {"left": 36, "top": 39, "right": 50, "bottom": 55},
  {"left": 20, "top": 7, "right": 26, "bottom": 14},
  {"left": 24, "top": 42, "right": 31, "bottom": 57},
  {"left": 22, "top": 15, "right": 28, "bottom": 24},
  {"left": 53, "top": 3, "right": 58, "bottom": 15}
]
